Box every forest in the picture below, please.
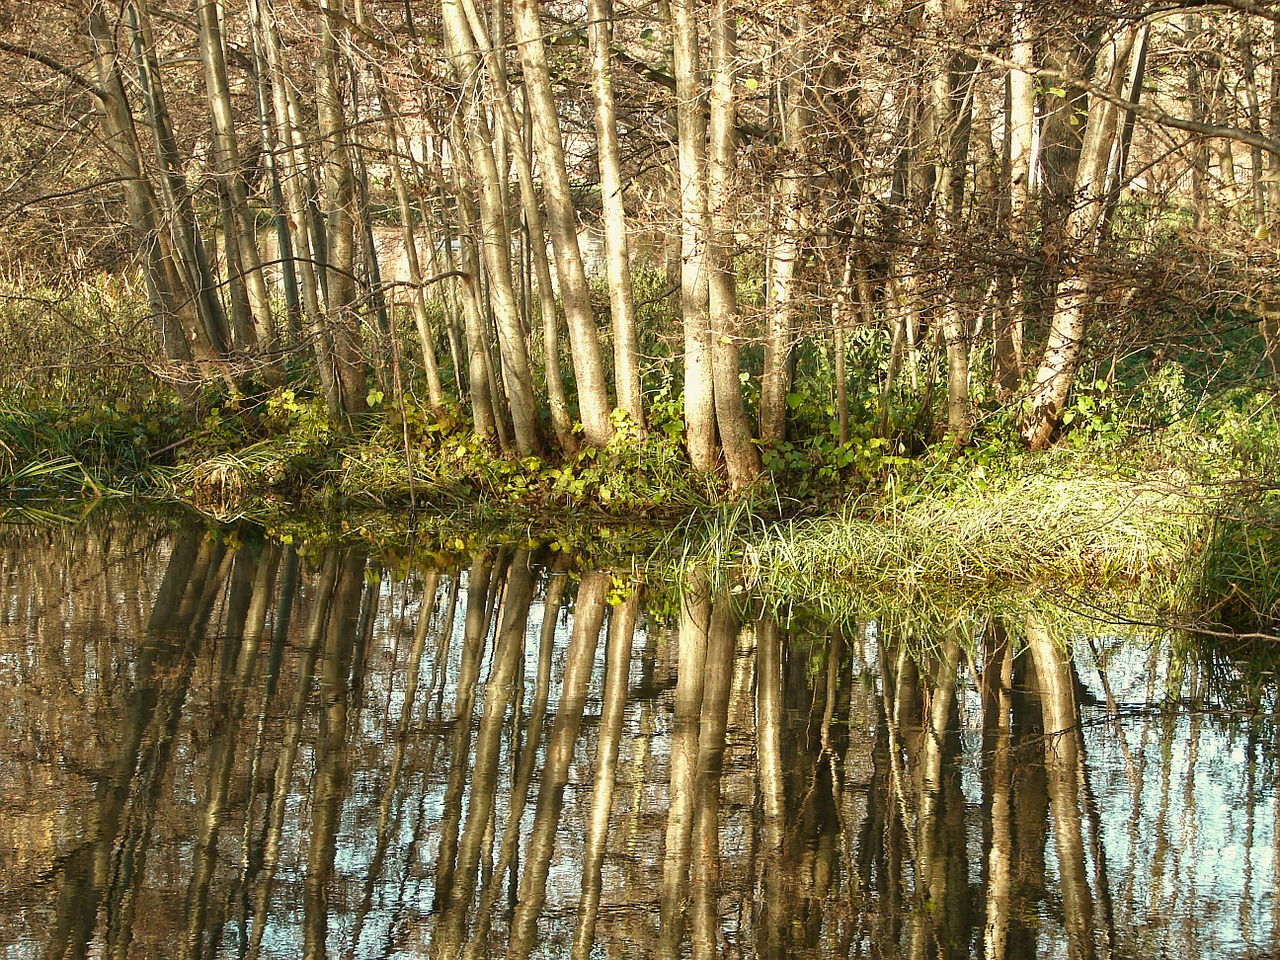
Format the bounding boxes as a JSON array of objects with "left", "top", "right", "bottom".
[
  {"left": 7, "top": 6, "right": 1280, "bottom": 954},
  {"left": 3, "top": 1, "right": 1280, "bottom": 555}
]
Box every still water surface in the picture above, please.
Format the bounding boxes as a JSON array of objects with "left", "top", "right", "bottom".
[{"left": 1, "top": 514, "right": 1276, "bottom": 959}]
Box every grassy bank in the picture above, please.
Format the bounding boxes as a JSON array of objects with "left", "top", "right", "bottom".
[{"left": 3, "top": 328, "right": 1280, "bottom": 638}]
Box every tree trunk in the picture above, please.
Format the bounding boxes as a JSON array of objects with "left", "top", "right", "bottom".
[
  {"left": 381, "top": 101, "right": 445, "bottom": 405},
  {"left": 127, "top": 0, "right": 230, "bottom": 358},
  {"left": 84, "top": 7, "right": 203, "bottom": 367},
  {"left": 454, "top": 0, "right": 574, "bottom": 448},
  {"left": 588, "top": 0, "right": 645, "bottom": 429},
  {"left": 1023, "top": 26, "right": 1141, "bottom": 448},
  {"left": 442, "top": 0, "right": 541, "bottom": 453},
  {"left": 252, "top": 0, "right": 341, "bottom": 414},
  {"left": 926, "top": 0, "right": 976, "bottom": 442},
  {"left": 670, "top": 0, "right": 717, "bottom": 471},
  {"left": 316, "top": 0, "right": 367, "bottom": 416},
  {"left": 708, "top": 0, "right": 761, "bottom": 488},
  {"left": 998, "top": 2, "right": 1036, "bottom": 395},
  {"left": 760, "top": 19, "right": 810, "bottom": 445},
  {"left": 510, "top": 0, "right": 614, "bottom": 446},
  {"left": 195, "top": 0, "right": 276, "bottom": 361}
]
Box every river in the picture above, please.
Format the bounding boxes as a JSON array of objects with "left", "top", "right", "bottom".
[{"left": 1, "top": 510, "right": 1275, "bottom": 959}]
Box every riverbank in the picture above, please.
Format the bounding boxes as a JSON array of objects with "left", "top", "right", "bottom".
[{"left": 4, "top": 381, "right": 1278, "bottom": 639}]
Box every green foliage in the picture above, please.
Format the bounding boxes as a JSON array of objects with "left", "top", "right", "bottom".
[
  {"left": 0, "top": 394, "right": 185, "bottom": 495},
  {"left": 1062, "top": 378, "right": 1127, "bottom": 448}
]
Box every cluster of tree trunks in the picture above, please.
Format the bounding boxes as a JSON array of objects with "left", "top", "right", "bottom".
[{"left": 4, "top": 1, "right": 1280, "bottom": 471}]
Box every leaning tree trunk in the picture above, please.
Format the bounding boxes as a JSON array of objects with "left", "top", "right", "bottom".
[
  {"left": 587, "top": 0, "right": 645, "bottom": 430},
  {"left": 510, "top": 0, "right": 614, "bottom": 447},
  {"left": 195, "top": 0, "right": 276, "bottom": 362},
  {"left": 441, "top": 0, "right": 541, "bottom": 454},
  {"left": 128, "top": 0, "right": 230, "bottom": 359},
  {"left": 84, "top": 7, "right": 205, "bottom": 368},
  {"left": 1022, "top": 26, "right": 1142, "bottom": 449},
  {"left": 454, "top": 0, "right": 574, "bottom": 448}
]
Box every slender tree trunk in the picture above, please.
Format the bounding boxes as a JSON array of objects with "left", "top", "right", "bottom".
[
  {"left": 510, "top": 0, "right": 614, "bottom": 446},
  {"left": 453, "top": 0, "right": 574, "bottom": 448},
  {"left": 588, "top": 0, "right": 645, "bottom": 429},
  {"left": 670, "top": 0, "right": 717, "bottom": 471},
  {"left": 245, "top": 8, "right": 300, "bottom": 339},
  {"left": 1242, "top": 17, "right": 1267, "bottom": 225},
  {"left": 926, "top": 0, "right": 976, "bottom": 441},
  {"left": 450, "top": 163, "right": 499, "bottom": 440},
  {"left": 252, "top": 0, "right": 340, "bottom": 413},
  {"left": 442, "top": 0, "right": 541, "bottom": 453},
  {"left": 1023, "top": 26, "right": 1141, "bottom": 449},
  {"left": 1186, "top": 15, "right": 1211, "bottom": 233},
  {"left": 316, "top": 0, "right": 367, "bottom": 416},
  {"left": 999, "top": 3, "right": 1035, "bottom": 395},
  {"left": 760, "top": 17, "right": 810, "bottom": 445},
  {"left": 708, "top": 0, "right": 761, "bottom": 489},
  {"left": 374, "top": 83, "right": 445, "bottom": 405},
  {"left": 128, "top": 0, "right": 229, "bottom": 358},
  {"left": 85, "top": 6, "right": 203, "bottom": 367},
  {"left": 195, "top": 0, "right": 276, "bottom": 360}
]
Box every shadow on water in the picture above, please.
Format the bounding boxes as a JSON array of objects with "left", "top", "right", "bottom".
[{"left": 2, "top": 514, "right": 1279, "bottom": 959}]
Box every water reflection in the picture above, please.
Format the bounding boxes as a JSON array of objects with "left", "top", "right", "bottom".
[{"left": 1, "top": 518, "right": 1277, "bottom": 959}]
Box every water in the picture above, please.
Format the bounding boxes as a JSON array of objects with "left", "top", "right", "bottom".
[{"left": 1, "top": 513, "right": 1277, "bottom": 959}]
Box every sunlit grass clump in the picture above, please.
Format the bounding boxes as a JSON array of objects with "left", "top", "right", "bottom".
[{"left": 745, "top": 453, "right": 1203, "bottom": 622}]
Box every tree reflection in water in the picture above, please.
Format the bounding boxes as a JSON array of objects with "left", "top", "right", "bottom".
[{"left": 1, "top": 518, "right": 1277, "bottom": 959}]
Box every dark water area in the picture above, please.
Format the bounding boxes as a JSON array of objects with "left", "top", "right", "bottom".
[{"left": 1, "top": 513, "right": 1277, "bottom": 959}]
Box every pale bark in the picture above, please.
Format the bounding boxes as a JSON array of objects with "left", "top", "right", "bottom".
[
  {"left": 670, "top": 0, "right": 717, "bottom": 471},
  {"left": 1023, "top": 26, "right": 1142, "bottom": 449},
  {"left": 708, "top": 0, "right": 761, "bottom": 489},
  {"left": 194, "top": 0, "right": 276, "bottom": 359},
  {"left": 442, "top": 0, "right": 541, "bottom": 453},
  {"left": 588, "top": 0, "right": 645, "bottom": 428},
  {"left": 449, "top": 154, "right": 500, "bottom": 440},
  {"left": 127, "top": 0, "right": 229, "bottom": 358},
  {"left": 84, "top": 7, "right": 202, "bottom": 365},
  {"left": 252, "top": 0, "right": 341, "bottom": 413},
  {"left": 999, "top": 3, "right": 1036, "bottom": 394},
  {"left": 760, "top": 18, "right": 810, "bottom": 445},
  {"left": 378, "top": 93, "right": 445, "bottom": 405},
  {"left": 453, "top": 0, "right": 574, "bottom": 447},
  {"left": 1242, "top": 17, "right": 1268, "bottom": 224},
  {"left": 925, "top": 0, "right": 975, "bottom": 441},
  {"left": 511, "top": 0, "right": 615, "bottom": 446},
  {"left": 316, "top": 0, "right": 367, "bottom": 416}
]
